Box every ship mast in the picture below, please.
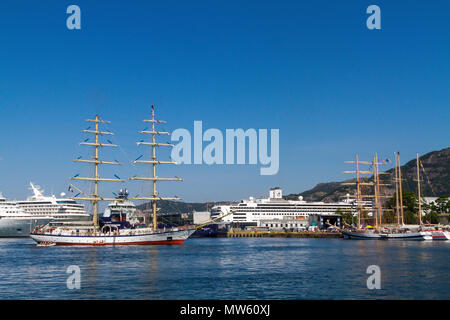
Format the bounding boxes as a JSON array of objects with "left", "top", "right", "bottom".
[
  {"left": 356, "top": 155, "right": 362, "bottom": 228},
  {"left": 343, "top": 155, "right": 373, "bottom": 228},
  {"left": 343, "top": 154, "right": 389, "bottom": 229},
  {"left": 130, "top": 105, "right": 182, "bottom": 231},
  {"left": 397, "top": 152, "right": 405, "bottom": 225},
  {"left": 70, "top": 115, "right": 124, "bottom": 230},
  {"left": 394, "top": 152, "right": 406, "bottom": 226},
  {"left": 394, "top": 152, "right": 400, "bottom": 226},
  {"left": 416, "top": 153, "right": 422, "bottom": 226},
  {"left": 373, "top": 154, "right": 382, "bottom": 229}
]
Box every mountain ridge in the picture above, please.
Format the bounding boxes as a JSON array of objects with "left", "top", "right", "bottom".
[{"left": 286, "top": 147, "right": 450, "bottom": 202}]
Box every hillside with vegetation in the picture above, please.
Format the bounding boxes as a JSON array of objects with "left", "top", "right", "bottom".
[
  {"left": 136, "top": 200, "right": 232, "bottom": 214},
  {"left": 285, "top": 147, "right": 450, "bottom": 202}
]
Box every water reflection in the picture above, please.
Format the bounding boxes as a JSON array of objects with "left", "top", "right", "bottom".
[{"left": 142, "top": 246, "right": 160, "bottom": 299}]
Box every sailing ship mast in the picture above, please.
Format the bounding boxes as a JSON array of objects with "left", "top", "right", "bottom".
[
  {"left": 343, "top": 155, "right": 373, "bottom": 228},
  {"left": 343, "top": 154, "right": 389, "bottom": 230},
  {"left": 372, "top": 154, "right": 394, "bottom": 229},
  {"left": 70, "top": 115, "right": 124, "bottom": 230},
  {"left": 416, "top": 153, "right": 423, "bottom": 226},
  {"left": 373, "top": 154, "right": 382, "bottom": 229},
  {"left": 394, "top": 152, "right": 400, "bottom": 226},
  {"left": 397, "top": 152, "right": 405, "bottom": 225},
  {"left": 393, "top": 152, "right": 405, "bottom": 226},
  {"left": 356, "top": 155, "right": 362, "bottom": 228},
  {"left": 130, "top": 105, "right": 182, "bottom": 231}
]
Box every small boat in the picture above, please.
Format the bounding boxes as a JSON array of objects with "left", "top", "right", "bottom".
[{"left": 431, "top": 229, "right": 450, "bottom": 240}]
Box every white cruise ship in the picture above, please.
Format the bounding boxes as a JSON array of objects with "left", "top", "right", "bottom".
[
  {"left": 0, "top": 183, "right": 89, "bottom": 237},
  {"left": 15, "top": 182, "right": 89, "bottom": 220},
  {"left": 211, "top": 187, "right": 370, "bottom": 227},
  {"left": 0, "top": 193, "right": 52, "bottom": 237}
]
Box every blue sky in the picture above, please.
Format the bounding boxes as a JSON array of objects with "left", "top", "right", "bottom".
[{"left": 0, "top": 1, "right": 449, "bottom": 205}]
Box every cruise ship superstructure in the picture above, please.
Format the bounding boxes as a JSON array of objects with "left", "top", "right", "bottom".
[
  {"left": 17, "top": 182, "right": 89, "bottom": 220},
  {"left": 211, "top": 187, "right": 367, "bottom": 227},
  {"left": 0, "top": 183, "right": 89, "bottom": 237},
  {"left": 0, "top": 193, "right": 52, "bottom": 237}
]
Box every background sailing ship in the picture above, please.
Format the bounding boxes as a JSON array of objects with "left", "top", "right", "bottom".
[{"left": 338, "top": 153, "right": 434, "bottom": 240}]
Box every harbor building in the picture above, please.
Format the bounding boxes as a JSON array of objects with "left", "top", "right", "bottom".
[
  {"left": 257, "top": 217, "right": 309, "bottom": 232},
  {"left": 256, "top": 214, "right": 341, "bottom": 231},
  {"left": 192, "top": 211, "right": 211, "bottom": 225}
]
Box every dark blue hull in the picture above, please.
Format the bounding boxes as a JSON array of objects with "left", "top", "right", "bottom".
[{"left": 191, "top": 223, "right": 229, "bottom": 238}]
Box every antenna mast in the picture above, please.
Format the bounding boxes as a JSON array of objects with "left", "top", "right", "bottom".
[
  {"left": 130, "top": 106, "right": 182, "bottom": 231},
  {"left": 71, "top": 115, "right": 123, "bottom": 230}
]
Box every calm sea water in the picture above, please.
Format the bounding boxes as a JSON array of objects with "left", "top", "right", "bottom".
[{"left": 0, "top": 237, "right": 448, "bottom": 299}]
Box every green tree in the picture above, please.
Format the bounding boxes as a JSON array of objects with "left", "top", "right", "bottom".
[
  {"left": 422, "top": 194, "right": 449, "bottom": 223},
  {"left": 383, "top": 191, "right": 419, "bottom": 224},
  {"left": 435, "top": 195, "right": 450, "bottom": 213},
  {"left": 423, "top": 211, "right": 439, "bottom": 224},
  {"left": 336, "top": 208, "right": 356, "bottom": 226}
]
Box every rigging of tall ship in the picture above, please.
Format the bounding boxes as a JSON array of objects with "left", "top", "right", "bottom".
[{"left": 30, "top": 106, "right": 196, "bottom": 245}]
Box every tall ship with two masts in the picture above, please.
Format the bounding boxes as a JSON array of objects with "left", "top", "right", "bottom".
[
  {"left": 339, "top": 153, "right": 432, "bottom": 240},
  {"left": 30, "top": 107, "right": 195, "bottom": 245}
]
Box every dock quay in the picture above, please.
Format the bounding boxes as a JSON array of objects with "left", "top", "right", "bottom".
[{"left": 227, "top": 231, "right": 342, "bottom": 238}]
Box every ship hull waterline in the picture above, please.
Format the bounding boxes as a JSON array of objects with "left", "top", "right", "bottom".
[
  {"left": 30, "top": 229, "right": 196, "bottom": 246},
  {"left": 340, "top": 230, "right": 432, "bottom": 241},
  {"left": 0, "top": 218, "right": 52, "bottom": 238},
  {"left": 431, "top": 231, "right": 450, "bottom": 241}
]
